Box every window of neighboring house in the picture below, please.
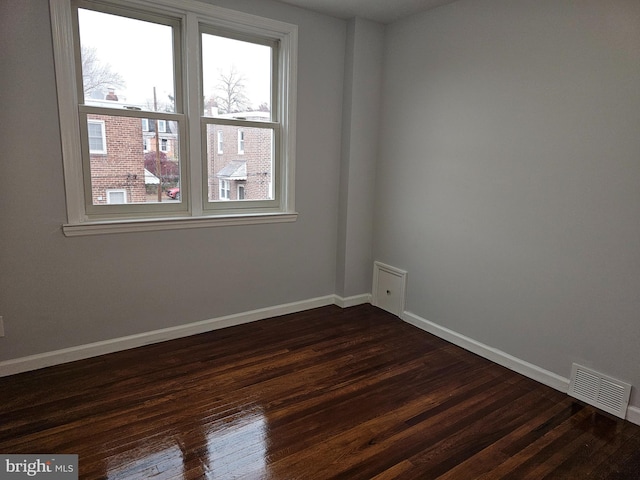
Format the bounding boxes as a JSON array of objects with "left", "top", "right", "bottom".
[
  {"left": 237, "top": 184, "right": 245, "bottom": 200},
  {"left": 237, "top": 130, "right": 245, "bottom": 155},
  {"left": 217, "top": 130, "right": 223, "bottom": 154},
  {"left": 50, "top": 0, "right": 297, "bottom": 235},
  {"left": 87, "top": 120, "right": 106, "bottom": 154},
  {"left": 106, "top": 189, "right": 127, "bottom": 204},
  {"left": 219, "top": 179, "right": 230, "bottom": 200}
]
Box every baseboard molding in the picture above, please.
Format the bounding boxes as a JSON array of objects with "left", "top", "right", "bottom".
[
  {"left": 402, "top": 311, "right": 570, "bottom": 393},
  {"left": 402, "top": 310, "right": 640, "bottom": 426},
  {"left": 0, "top": 294, "right": 344, "bottom": 377},
  {"left": 334, "top": 293, "right": 372, "bottom": 308},
  {"left": 4, "top": 298, "right": 636, "bottom": 425},
  {"left": 627, "top": 406, "right": 640, "bottom": 426}
]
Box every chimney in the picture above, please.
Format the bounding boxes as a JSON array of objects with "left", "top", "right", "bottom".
[{"left": 105, "top": 88, "right": 118, "bottom": 101}]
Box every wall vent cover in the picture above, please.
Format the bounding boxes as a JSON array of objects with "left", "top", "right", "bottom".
[{"left": 568, "top": 363, "right": 631, "bottom": 419}]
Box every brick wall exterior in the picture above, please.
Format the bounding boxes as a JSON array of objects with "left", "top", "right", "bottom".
[
  {"left": 207, "top": 124, "right": 273, "bottom": 201},
  {"left": 89, "top": 114, "right": 146, "bottom": 204},
  {"left": 89, "top": 110, "right": 267, "bottom": 205}
]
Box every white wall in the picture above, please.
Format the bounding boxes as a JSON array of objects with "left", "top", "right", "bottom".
[
  {"left": 376, "top": 0, "right": 640, "bottom": 409},
  {"left": 336, "top": 18, "right": 385, "bottom": 298},
  {"left": 0, "top": 0, "right": 346, "bottom": 361}
]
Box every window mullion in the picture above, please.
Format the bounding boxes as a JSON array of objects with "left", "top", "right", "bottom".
[{"left": 185, "top": 12, "right": 203, "bottom": 216}]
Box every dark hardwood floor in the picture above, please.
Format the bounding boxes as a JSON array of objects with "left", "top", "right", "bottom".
[{"left": 1, "top": 304, "right": 639, "bottom": 479}]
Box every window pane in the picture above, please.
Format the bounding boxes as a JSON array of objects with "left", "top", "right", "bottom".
[
  {"left": 78, "top": 9, "right": 176, "bottom": 112},
  {"left": 87, "top": 115, "right": 181, "bottom": 205},
  {"left": 206, "top": 124, "right": 273, "bottom": 202},
  {"left": 201, "top": 33, "right": 272, "bottom": 119}
]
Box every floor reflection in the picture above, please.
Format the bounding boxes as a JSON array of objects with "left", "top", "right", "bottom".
[
  {"left": 105, "top": 441, "right": 185, "bottom": 479},
  {"left": 202, "top": 407, "right": 268, "bottom": 478},
  {"left": 104, "top": 406, "right": 268, "bottom": 479}
]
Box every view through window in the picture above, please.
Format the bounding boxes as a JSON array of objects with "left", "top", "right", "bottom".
[{"left": 51, "top": 0, "right": 297, "bottom": 232}]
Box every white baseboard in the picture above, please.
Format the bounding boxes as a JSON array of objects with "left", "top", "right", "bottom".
[
  {"left": 402, "top": 311, "right": 571, "bottom": 393},
  {"left": 3, "top": 297, "right": 637, "bottom": 426},
  {"left": 402, "top": 310, "right": 640, "bottom": 426},
  {"left": 627, "top": 406, "right": 640, "bottom": 426},
  {"left": 0, "top": 294, "right": 343, "bottom": 377},
  {"left": 334, "top": 293, "right": 372, "bottom": 308}
]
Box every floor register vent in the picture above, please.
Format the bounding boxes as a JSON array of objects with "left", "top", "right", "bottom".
[{"left": 568, "top": 363, "right": 631, "bottom": 419}]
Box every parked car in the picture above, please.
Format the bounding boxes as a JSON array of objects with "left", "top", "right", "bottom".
[{"left": 167, "top": 187, "right": 180, "bottom": 200}]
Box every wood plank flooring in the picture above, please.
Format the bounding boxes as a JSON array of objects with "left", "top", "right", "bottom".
[{"left": 1, "top": 304, "right": 639, "bottom": 479}]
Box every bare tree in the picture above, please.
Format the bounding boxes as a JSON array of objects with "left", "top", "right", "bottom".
[
  {"left": 214, "top": 66, "right": 250, "bottom": 114},
  {"left": 81, "top": 45, "right": 125, "bottom": 98}
]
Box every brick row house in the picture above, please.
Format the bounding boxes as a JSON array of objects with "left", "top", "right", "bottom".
[
  {"left": 87, "top": 112, "right": 147, "bottom": 204},
  {"left": 87, "top": 96, "right": 270, "bottom": 205},
  {"left": 87, "top": 94, "right": 179, "bottom": 205},
  {"left": 206, "top": 111, "right": 273, "bottom": 202}
]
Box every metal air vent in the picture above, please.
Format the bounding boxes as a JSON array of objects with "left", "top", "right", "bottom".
[{"left": 568, "top": 363, "right": 631, "bottom": 419}]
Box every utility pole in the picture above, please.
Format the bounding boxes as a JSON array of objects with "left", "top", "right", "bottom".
[{"left": 154, "top": 87, "right": 162, "bottom": 202}]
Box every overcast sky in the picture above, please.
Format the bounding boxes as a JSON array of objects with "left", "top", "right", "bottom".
[{"left": 78, "top": 8, "right": 271, "bottom": 111}]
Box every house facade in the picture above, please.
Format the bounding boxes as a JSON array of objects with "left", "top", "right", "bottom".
[
  {"left": 87, "top": 112, "right": 147, "bottom": 204},
  {"left": 87, "top": 95, "right": 179, "bottom": 204},
  {"left": 206, "top": 111, "right": 273, "bottom": 202}
]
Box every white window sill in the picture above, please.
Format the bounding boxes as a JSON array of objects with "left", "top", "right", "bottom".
[{"left": 62, "top": 212, "right": 298, "bottom": 237}]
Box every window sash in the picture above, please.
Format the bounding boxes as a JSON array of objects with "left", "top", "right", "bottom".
[{"left": 78, "top": 108, "right": 187, "bottom": 217}]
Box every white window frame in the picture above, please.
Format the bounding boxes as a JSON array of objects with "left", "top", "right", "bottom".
[
  {"left": 106, "top": 189, "right": 127, "bottom": 204},
  {"left": 141, "top": 118, "right": 149, "bottom": 132},
  {"left": 237, "top": 184, "right": 245, "bottom": 200},
  {"left": 87, "top": 119, "right": 106, "bottom": 154},
  {"left": 50, "top": 0, "right": 298, "bottom": 236},
  {"left": 160, "top": 138, "right": 169, "bottom": 152},
  {"left": 157, "top": 119, "right": 167, "bottom": 133}
]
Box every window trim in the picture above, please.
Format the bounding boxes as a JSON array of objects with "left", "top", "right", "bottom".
[{"left": 50, "top": 0, "right": 298, "bottom": 236}]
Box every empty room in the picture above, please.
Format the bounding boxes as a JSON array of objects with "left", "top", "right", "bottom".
[{"left": 1, "top": 0, "right": 639, "bottom": 478}]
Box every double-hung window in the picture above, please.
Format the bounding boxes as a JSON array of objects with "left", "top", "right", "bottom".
[{"left": 50, "top": 0, "right": 297, "bottom": 236}]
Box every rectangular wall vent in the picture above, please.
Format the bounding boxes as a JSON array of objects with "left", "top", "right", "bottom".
[{"left": 568, "top": 363, "right": 631, "bottom": 419}]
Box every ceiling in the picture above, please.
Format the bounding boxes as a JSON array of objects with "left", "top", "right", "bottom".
[{"left": 274, "top": 0, "right": 460, "bottom": 24}]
